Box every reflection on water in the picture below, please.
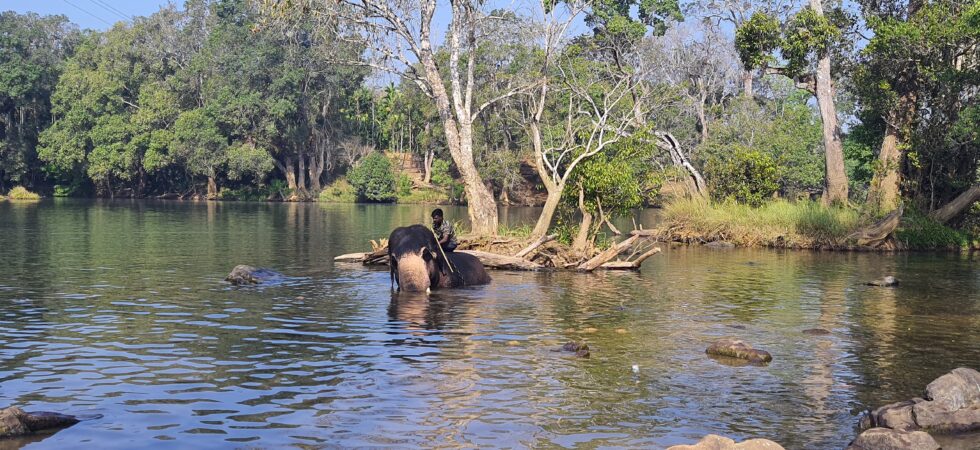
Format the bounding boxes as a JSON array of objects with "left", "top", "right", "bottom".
[{"left": 1, "top": 200, "right": 978, "bottom": 449}]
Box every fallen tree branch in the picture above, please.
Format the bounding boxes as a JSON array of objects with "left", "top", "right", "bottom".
[
  {"left": 847, "top": 204, "right": 904, "bottom": 248},
  {"left": 930, "top": 185, "right": 980, "bottom": 223},
  {"left": 599, "top": 246, "right": 662, "bottom": 270},
  {"left": 514, "top": 234, "right": 555, "bottom": 258},
  {"left": 577, "top": 235, "right": 640, "bottom": 271}
]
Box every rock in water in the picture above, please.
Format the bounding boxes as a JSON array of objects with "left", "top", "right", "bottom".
[
  {"left": 706, "top": 338, "right": 773, "bottom": 365},
  {"left": 225, "top": 265, "right": 283, "bottom": 285},
  {"left": 560, "top": 342, "right": 590, "bottom": 358},
  {"left": 866, "top": 276, "right": 899, "bottom": 287},
  {"left": 846, "top": 428, "right": 940, "bottom": 450},
  {"left": 0, "top": 406, "right": 79, "bottom": 438},
  {"left": 862, "top": 367, "right": 980, "bottom": 434},
  {"left": 802, "top": 328, "right": 832, "bottom": 336},
  {"left": 667, "top": 434, "right": 785, "bottom": 449}
]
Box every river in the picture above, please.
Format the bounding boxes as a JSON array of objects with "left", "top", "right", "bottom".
[{"left": 1, "top": 199, "right": 978, "bottom": 449}]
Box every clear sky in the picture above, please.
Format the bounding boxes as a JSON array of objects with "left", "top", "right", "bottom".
[{"left": 4, "top": 0, "right": 174, "bottom": 30}]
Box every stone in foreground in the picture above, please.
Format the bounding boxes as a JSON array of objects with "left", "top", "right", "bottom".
[
  {"left": 846, "top": 428, "right": 940, "bottom": 450},
  {"left": 862, "top": 367, "right": 980, "bottom": 434},
  {"left": 0, "top": 406, "right": 79, "bottom": 438},
  {"left": 225, "top": 265, "right": 283, "bottom": 285},
  {"left": 706, "top": 338, "right": 772, "bottom": 365},
  {"left": 667, "top": 434, "right": 784, "bottom": 449},
  {"left": 866, "top": 276, "right": 899, "bottom": 287},
  {"left": 559, "top": 342, "right": 590, "bottom": 358}
]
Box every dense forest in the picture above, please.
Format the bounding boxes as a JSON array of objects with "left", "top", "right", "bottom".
[{"left": 1, "top": 0, "right": 977, "bottom": 241}]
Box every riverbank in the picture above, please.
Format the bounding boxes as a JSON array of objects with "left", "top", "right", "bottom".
[{"left": 654, "top": 199, "right": 979, "bottom": 251}]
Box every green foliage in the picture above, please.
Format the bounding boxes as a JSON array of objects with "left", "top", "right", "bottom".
[
  {"left": 430, "top": 159, "right": 453, "bottom": 187},
  {"left": 896, "top": 208, "right": 972, "bottom": 249},
  {"left": 318, "top": 178, "right": 357, "bottom": 203},
  {"left": 0, "top": 12, "right": 79, "bottom": 192},
  {"left": 782, "top": 8, "right": 841, "bottom": 77},
  {"left": 347, "top": 153, "right": 397, "bottom": 203},
  {"left": 703, "top": 145, "right": 780, "bottom": 206},
  {"left": 735, "top": 12, "right": 781, "bottom": 70},
  {"left": 7, "top": 186, "right": 40, "bottom": 200},
  {"left": 396, "top": 173, "right": 413, "bottom": 197},
  {"left": 397, "top": 186, "right": 449, "bottom": 204}
]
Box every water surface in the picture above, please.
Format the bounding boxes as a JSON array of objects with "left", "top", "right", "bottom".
[{"left": 1, "top": 200, "right": 978, "bottom": 449}]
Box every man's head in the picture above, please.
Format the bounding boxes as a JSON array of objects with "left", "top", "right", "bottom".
[{"left": 431, "top": 208, "right": 444, "bottom": 226}]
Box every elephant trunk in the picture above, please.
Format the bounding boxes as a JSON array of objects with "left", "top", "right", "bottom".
[{"left": 396, "top": 253, "right": 431, "bottom": 292}]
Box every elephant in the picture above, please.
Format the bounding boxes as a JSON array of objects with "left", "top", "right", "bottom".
[{"left": 388, "top": 224, "right": 491, "bottom": 292}]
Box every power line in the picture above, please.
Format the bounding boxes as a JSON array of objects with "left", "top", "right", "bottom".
[
  {"left": 88, "top": 0, "right": 133, "bottom": 21},
  {"left": 62, "top": 0, "right": 113, "bottom": 27}
]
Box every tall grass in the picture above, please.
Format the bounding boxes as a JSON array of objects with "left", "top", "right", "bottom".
[
  {"left": 7, "top": 186, "right": 41, "bottom": 200},
  {"left": 661, "top": 199, "right": 862, "bottom": 248}
]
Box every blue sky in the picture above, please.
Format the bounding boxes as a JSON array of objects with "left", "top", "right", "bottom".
[{"left": 5, "top": 0, "right": 172, "bottom": 30}]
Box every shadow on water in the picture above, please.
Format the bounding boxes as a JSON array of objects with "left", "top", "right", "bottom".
[{"left": 0, "top": 200, "right": 978, "bottom": 449}]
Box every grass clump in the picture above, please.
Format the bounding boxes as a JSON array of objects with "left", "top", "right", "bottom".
[
  {"left": 661, "top": 198, "right": 861, "bottom": 248},
  {"left": 896, "top": 209, "right": 974, "bottom": 249},
  {"left": 7, "top": 186, "right": 41, "bottom": 201},
  {"left": 318, "top": 178, "right": 357, "bottom": 203},
  {"left": 397, "top": 185, "right": 450, "bottom": 204}
]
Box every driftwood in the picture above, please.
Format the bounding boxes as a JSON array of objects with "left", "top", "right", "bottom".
[
  {"left": 458, "top": 250, "right": 542, "bottom": 271},
  {"left": 598, "top": 246, "right": 662, "bottom": 270},
  {"left": 514, "top": 234, "right": 555, "bottom": 258},
  {"left": 848, "top": 204, "right": 904, "bottom": 248},
  {"left": 577, "top": 235, "right": 640, "bottom": 271}
]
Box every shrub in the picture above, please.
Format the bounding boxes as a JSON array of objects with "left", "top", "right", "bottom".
[
  {"left": 703, "top": 145, "right": 780, "bottom": 206},
  {"left": 430, "top": 159, "right": 453, "bottom": 186},
  {"left": 318, "top": 178, "right": 357, "bottom": 203},
  {"left": 347, "top": 153, "right": 397, "bottom": 202},
  {"left": 396, "top": 173, "right": 413, "bottom": 197},
  {"left": 7, "top": 186, "right": 40, "bottom": 200}
]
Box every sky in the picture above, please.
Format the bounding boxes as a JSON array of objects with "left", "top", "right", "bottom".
[{"left": 4, "top": 0, "right": 173, "bottom": 30}]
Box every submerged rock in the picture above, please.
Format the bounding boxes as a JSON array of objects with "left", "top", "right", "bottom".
[
  {"left": 846, "top": 428, "right": 940, "bottom": 450},
  {"left": 867, "top": 276, "right": 899, "bottom": 287},
  {"left": 0, "top": 406, "right": 79, "bottom": 438},
  {"left": 862, "top": 367, "right": 980, "bottom": 434},
  {"left": 225, "top": 265, "right": 283, "bottom": 285},
  {"left": 559, "top": 342, "right": 590, "bottom": 358},
  {"left": 705, "top": 241, "right": 736, "bottom": 249},
  {"left": 706, "top": 338, "right": 772, "bottom": 365},
  {"left": 667, "top": 434, "right": 784, "bottom": 449},
  {"left": 802, "top": 328, "right": 832, "bottom": 336}
]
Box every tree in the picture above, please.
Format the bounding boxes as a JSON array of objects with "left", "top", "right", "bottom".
[
  {"left": 264, "top": 0, "right": 543, "bottom": 233},
  {"left": 856, "top": 0, "right": 980, "bottom": 214},
  {"left": 0, "top": 12, "right": 78, "bottom": 192},
  {"left": 735, "top": 1, "right": 850, "bottom": 205}
]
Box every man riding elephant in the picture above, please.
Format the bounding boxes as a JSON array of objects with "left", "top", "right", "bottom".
[{"left": 387, "top": 224, "right": 490, "bottom": 292}]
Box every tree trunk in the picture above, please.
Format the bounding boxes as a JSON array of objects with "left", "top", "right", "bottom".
[
  {"left": 867, "top": 123, "right": 904, "bottom": 213},
  {"left": 297, "top": 152, "right": 307, "bottom": 199},
  {"left": 572, "top": 185, "right": 593, "bottom": 254},
  {"left": 697, "top": 101, "right": 709, "bottom": 143},
  {"left": 308, "top": 152, "right": 322, "bottom": 193},
  {"left": 283, "top": 156, "right": 297, "bottom": 193},
  {"left": 422, "top": 147, "right": 433, "bottom": 185},
  {"left": 742, "top": 70, "right": 753, "bottom": 97},
  {"left": 810, "top": 0, "right": 849, "bottom": 206},
  {"left": 418, "top": 32, "right": 497, "bottom": 235},
  {"left": 207, "top": 175, "right": 218, "bottom": 199},
  {"left": 930, "top": 185, "right": 980, "bottom": 223}
]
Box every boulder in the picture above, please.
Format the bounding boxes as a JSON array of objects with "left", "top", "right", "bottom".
[
  {"left": 667, "top": 434, "right": 784, "bottom": 449},
  {"left": 225, "top": 265, "right": 283, "bottom": 285},
  {"left": 862, "top": 367, "right": 980, "bottom": 434},
  {"left": 706, "top": 338, "right": 772, "bottom": 365},
  {"left": 846, "top": 428, "right": 940, "bottom": 450},
  {"left": 0, "top": 406, "right": 79, "bottom": 438},
  {"left": 866, "top": 276, "right": 899, "bottom": 287}
]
